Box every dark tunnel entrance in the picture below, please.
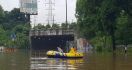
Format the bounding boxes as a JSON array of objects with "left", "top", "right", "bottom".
[{"left": 31, "top": 35, "right": 74, "bottom": 51}]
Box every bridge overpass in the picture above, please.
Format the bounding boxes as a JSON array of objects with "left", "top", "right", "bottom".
[{"left": 29, "top": 29, "right": 75, "bottom": 51}]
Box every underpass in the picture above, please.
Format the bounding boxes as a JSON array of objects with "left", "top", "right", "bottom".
[{"left": 30, "top": 29, "right": 75, "bottom": 51}]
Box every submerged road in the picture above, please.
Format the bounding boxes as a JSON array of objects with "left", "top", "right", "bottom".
[{"left": 1, "top": 50, "right": 132, "bottom": 70}]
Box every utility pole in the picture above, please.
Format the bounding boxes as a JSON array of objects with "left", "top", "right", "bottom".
[
  {"left": 45, "top": 0, "right": 55, "bottom": 25},
  {"left": 53, "top": 15, "right": 55, "bottom": 24},
  {"left": 66, "top": 0, "right": 68, "bottom": 28},
  {"left": 34, "top": 15, "right": 36, "bottom": 27}
]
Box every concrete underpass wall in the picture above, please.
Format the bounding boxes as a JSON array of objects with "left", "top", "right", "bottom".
[{"left": 31, "top": 35, "right": 74, "bottom": 51}]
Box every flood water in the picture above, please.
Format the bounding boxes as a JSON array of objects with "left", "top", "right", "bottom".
[{"left": 0, "top": 50, "right": 132, "bottom": 70}]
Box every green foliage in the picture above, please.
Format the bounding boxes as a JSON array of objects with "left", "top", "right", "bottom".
[
  {"left": 61, "top": 23, "right": 68, "bottom": 29},
  {"left": 45, "top": 24, "right": 51, "bottom": 29},
  {"left": 0, "top": 5, "right": 5, "bottom": 23},
  {"left": 116, "top": 11, "right": 132, "bottom": 45},
  {"left": 0, "top": 26, "right": 8, "bottom": 46},
  {"left": 52, "top": 24, "right": 60, "bottom": 29},
  {"left": 76, "top": 0, "right": 132, "bottom": 52},
  {"left": 33, "top": 23, "right": 78, "bottom": 31},
  {"left": 76, "top": 0, "right": 101, "bottom": 39},
  {"left": 0, "top": 5, "right": 30, "bottom": 49},
  {"left": 2, "top": 8, "right": 29, "bottom": 30},
  {"left": 69, "top": 22, "right": 77, "bottom": 30},
  {"left": 34, "top": 24, "right": 45, "bottom": 30},
  {"left": 9, "top": 8, "right": 28, "bottom": 22}
]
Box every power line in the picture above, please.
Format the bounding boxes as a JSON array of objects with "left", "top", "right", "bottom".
[{"left": 45, "top": 0, "right": 55, "bottom": 25}]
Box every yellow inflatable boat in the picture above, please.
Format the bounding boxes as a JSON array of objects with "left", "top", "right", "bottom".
[{"left": 46, "top": 48, "right": 83, "bottom": 58}]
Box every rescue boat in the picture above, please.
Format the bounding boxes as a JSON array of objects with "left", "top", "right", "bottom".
[{"left": 46, "top": 47, "right": 83, "bottom": 58}]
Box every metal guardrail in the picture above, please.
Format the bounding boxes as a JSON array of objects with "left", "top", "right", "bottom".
[{"left": 29, "top": 29, "right": 74, "bottom": 36}]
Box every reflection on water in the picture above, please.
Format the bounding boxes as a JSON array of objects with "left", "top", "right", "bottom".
[
  {"left": 30, "top": 58, "right": 83, "bottom": 70},
  {"left": 30, "top": 50, "right": 84, "bottom": 70},
  {"left": 0, "top": 50, "right": 132, "bottom": 70}
]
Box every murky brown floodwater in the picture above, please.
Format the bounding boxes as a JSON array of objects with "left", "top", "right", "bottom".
[{"left": 0, "top": 50, "right": 132, "bottom": 70}]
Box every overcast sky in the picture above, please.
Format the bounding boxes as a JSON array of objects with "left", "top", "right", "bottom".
[{"left": 0, "top": 0, "right": 77, "bottom": 26}]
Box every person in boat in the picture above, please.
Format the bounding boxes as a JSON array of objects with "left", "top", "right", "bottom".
[
  {"left": 57, "top": 47, "right": 63, "bottom": 53},
  {"left": 69, "top": 47, "right": 77, "bottom": 53},
  {"left": 57, "top": 47, "right": 77, "bottom": 53}
]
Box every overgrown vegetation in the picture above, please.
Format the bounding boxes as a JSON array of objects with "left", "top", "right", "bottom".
[
  {"left": 76, "top": 0, "right": 132, "bottom": 52},
  {"left": 0, "top": 5, "right": 30, "bottom": 49}
]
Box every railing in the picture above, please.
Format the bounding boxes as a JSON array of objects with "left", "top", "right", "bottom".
[{"left": 29, "top": 29, "right": 74, "bottom": 36}]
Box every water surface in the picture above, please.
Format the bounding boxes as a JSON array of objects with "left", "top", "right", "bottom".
[{"left": 0, "top": 50, "right": 132, "bottom": 70}]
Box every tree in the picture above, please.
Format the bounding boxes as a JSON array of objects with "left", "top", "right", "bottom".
[
  {"left": 0, "top": 5, "right": 5, "bottom": 23},
  {"left": 45, "top": 24, "right": 51, "bottom": 29},
  {"left": 76, "top": 0, "right": 132, "bottom": 51},
  {"left": 61, "top": 23, "right": 69, "bottom": 30},
  {"left": 97, "top": 0, "right": 119, "bottom": 51},
  {"left": 0, "top": 25, "right": 8, "bottom": 46},
  {"left": 11, "top": 24, "right": 30, "bottom": 48},
  {"left": 9, "top": 8, "right": 28, "bottom": 22},
  {"left": 52, "top": 24, "right": 60, "bottom": 29},
  {"left": 69, "top": 22, "right": 77, "bottom": 30},
  {"left": 76, "top": 0, "right": 102, "bottom": 39},
  {"left": 1, "top": 8, "right": 29, "bottom": 30},
  {"left": 116, "top": 10, "right": 132, "bottom": 46},
  {"left": 0, "top": 7, "right": 31, "bottom": 48},
  {"left": 33, "top": 24, "right": 45, "bottom": 30}
]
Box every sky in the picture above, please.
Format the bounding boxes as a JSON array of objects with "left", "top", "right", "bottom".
[{"left": 0, "top": 0, "right": 77, "bottom": 26}]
